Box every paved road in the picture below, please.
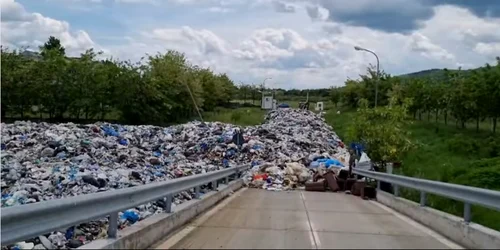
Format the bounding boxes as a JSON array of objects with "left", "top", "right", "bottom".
[{"left": 155, "top": 188, "right": 460, "bottom": 249}]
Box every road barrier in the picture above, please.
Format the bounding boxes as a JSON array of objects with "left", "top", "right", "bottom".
[
  {"left": 1, "top": 165, "right": 249, "bottom": 246},
  {"left": 353, "top": 168, "right": 500, "bottom": 222}
]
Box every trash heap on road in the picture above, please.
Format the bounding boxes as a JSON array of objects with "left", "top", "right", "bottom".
[
  {"left": 1, "top": 109, "right": 350, "bottom": 249},
  {"left": 242, "top": 109, "right": 351, "bottom": 191}
]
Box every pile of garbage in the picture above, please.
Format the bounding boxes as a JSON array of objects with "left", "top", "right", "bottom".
[
  {"left": 242, "top": 109, "right": 350, "bottom": 191},
  {"left": 1, "top": 109, "right": 349, "bottom": 249}
]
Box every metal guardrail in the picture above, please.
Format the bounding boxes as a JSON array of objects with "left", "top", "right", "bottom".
[
  {"left": 1, "top": 165, "right": 249, "bottom": 246},
  {"left": 353, "top": 168, "right": 500, "bottom": 223}
]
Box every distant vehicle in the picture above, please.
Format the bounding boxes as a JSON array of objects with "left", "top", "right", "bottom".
[{"left": 278, "top": 103, "right": 290, "bottom": 108}]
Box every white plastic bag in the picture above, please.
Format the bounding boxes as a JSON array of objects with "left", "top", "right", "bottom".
[{"left": 356, "top": 152, "right": 372, "bottom": 170}]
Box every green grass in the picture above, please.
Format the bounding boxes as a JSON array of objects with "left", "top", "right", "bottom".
[
  {"left": 203, "top": 107, "right": 267, "bottom": 126},
  {"left": 325, "top": 108, "right": 500, "bottom": 231}
]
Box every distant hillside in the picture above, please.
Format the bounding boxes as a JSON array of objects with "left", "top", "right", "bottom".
[{"left": 399, "top": 67, "right": 476, "bottom": 80}]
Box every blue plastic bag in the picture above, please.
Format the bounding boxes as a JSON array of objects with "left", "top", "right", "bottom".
[
  {"left": 121, "top": 210, "right": 139, "bottom": 224},
  {"left": 102, "top": 126, "right": 119, "bottom": 137},
  {"left": 65, "top": 226, "right": 74, "bottom": 240},
  {"left": 350, "top": 142, "right": 365, "bottom": 157},
  {"left": 324, "top": 159, "right": 344, "bottom": 168},
  {"left": 310, "top": 158, "right": 344, "bottom": 168},
  {"left": 118, "top": 138, "right": 128, "bottom": 146},
  {"left": 251, "top": 160, "right": 261, "bottom": 167}
]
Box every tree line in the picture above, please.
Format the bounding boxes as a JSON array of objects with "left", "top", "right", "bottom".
[
  {"left": 332, "top": 59, "right": 500, "bottom": 133},
  {"left": 235, "top": 84, "right": 330, "bottom": 104},
  {"left": 1, "top": 36, "right": 237, "bottom": 125}
]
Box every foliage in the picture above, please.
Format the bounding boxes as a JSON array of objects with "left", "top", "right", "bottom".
[
  {"left": 234, "top": 85, "right": 332, "bottom": 104},
  {"left": 329, "top": 87, "right": 341, "bottom": 107},
  {"left": 447, "top": 134, "right": 500, "bottom": 158},
  {"left": 346, "top": 97, "right": 414, "bottom": 163},
  {"left": 339, "top": 58, "right": 500, "bottom": 133},
  {"left": 326, "top": 110, "right": 500, "bottom": 231},
  {"left": 40, "top": 36, "right": 65, "bottom": 57},
  {"left": 1, "top": 37, "right": 237, "bottom": 125}
]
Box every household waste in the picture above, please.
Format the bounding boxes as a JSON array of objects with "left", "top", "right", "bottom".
[{"left": 1, "top": 109, "right": 350, "bottom": 249}]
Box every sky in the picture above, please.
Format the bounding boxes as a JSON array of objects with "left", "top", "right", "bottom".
[{"left": 1, "top": 0, "right": 500, "bottom": 89}]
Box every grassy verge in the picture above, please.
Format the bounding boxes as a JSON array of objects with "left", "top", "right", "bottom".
[
  {"left": 203, "top": 107, "right": 267, "bottom": 126},
  {"left": 325, "top": 108, "right": 500, "bottom": 230}
]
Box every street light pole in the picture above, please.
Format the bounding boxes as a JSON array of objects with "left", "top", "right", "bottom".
[
  {"left": 261, "top": 77, "right": 272, "bottom": 106},
  {"left": 354, "top": 46, "right": 380, "bottom": 107}
]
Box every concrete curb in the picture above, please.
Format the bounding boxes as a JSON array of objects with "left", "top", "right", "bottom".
[
  {"left": 377, "top": 190, "right": 500, "bottom": 249},
  {"left": 80, "top": 180, "right": 244, "bottom": 249}
]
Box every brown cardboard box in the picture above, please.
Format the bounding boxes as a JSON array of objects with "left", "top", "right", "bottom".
[
  {"left": 305, "top": 180, "right": 326, "bottom": 192},
  {"left": 324, "top": 171, "right": 340, "bottom": 192}
]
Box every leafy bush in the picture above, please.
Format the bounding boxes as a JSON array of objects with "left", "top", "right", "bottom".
[{"left": 347, "top": 97, "right": 414, "bottom": 163}]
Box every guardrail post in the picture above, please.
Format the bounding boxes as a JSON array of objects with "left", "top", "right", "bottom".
[
  {"left": 164, "top": 195, "right": 173, "bottom": 213},
  {"left": 212, "top": 180, "right": 218, "bottom": 190},
  {"left": 194, "top": 186, "right": 201, "bottom": 199},
  {"left": 377, "top": 180, "right": 380, "bottom": 190},
  {"left": 108, "top": 212, "right": 118, "bottom": 239},
  {"left": 393, "top": 185, "right": 399, "bottom": 197},
  {"left": 225, "top": 176, "right": 229, "bottom": 184},
  {"left": 420, "top": 191, "right": 426, "bottom": 206},
  {"left": 464, "top": 203, "right": 471, "bottom": 224}
]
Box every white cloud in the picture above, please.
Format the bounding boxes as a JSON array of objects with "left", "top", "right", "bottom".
[
  {"left": 306, "top": 4, "right": 329, "bottom": 22},
  {"left": 408, "top": 33, "right": 455, "bottom": 61},
  {"left": 233, "top": 28, "right": 309, "bottom": 62},
  {"left": 1, "top": 0, "right": 97, "bottom": 56},
  {"left": 145, "top": 26, "right": 228, "bottom": 56},
  {"left": 474, "top": 42, "right": 500, "bottom": 57},
  {"left": 418, "top": 5, "right": 500, "bottom": 45},
  {"left": 3, "top": 0, "right": 500, "bottom": 89},
  {"left": 273, "top": 1, "right": 296, "bottom": 13},
  {"left": 202, "top": 7, "right": 233, "bottom": 13}
]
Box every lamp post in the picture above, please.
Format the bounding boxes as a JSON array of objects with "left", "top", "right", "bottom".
[
  {"left": 261, "top": 77, "right": 272, "bottom": 106},
  {"left": 354, "top": 46, "right": 380, "bottom": 107}
]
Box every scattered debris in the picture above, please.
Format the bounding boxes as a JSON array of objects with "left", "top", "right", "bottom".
[{"left": 0, "top": 109, "right": 350, "bottom": 249}]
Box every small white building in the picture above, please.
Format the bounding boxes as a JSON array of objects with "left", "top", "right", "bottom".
[
  {"left": 261, "top": 96, "right": 274, "bottom": 110},
  {"left": 315, "top": 102, "right": 324, "bottom": 111}
]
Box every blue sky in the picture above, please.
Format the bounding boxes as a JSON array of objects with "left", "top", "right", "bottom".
[{"left": 2, "top": 0, "right": 500, "bottom": 89}]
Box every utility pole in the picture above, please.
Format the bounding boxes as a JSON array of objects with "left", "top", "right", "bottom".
[{"left": 354, "top": 46, "right": 380, "bottom": 107}]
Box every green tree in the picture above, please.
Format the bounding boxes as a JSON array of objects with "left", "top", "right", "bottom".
[
  {"left": 1, "top": 47, "right": 37, "bottom": 118},
  {"left": 40, "top": 36, "right": 65, "bottom": 57},
  {"left": 329, "top": 87, "right": 341, "bottom": 107}
]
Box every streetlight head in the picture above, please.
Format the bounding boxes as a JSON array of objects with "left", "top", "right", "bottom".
[{"left": 354, "top": 46, "right": 363, "bottom": 51}]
